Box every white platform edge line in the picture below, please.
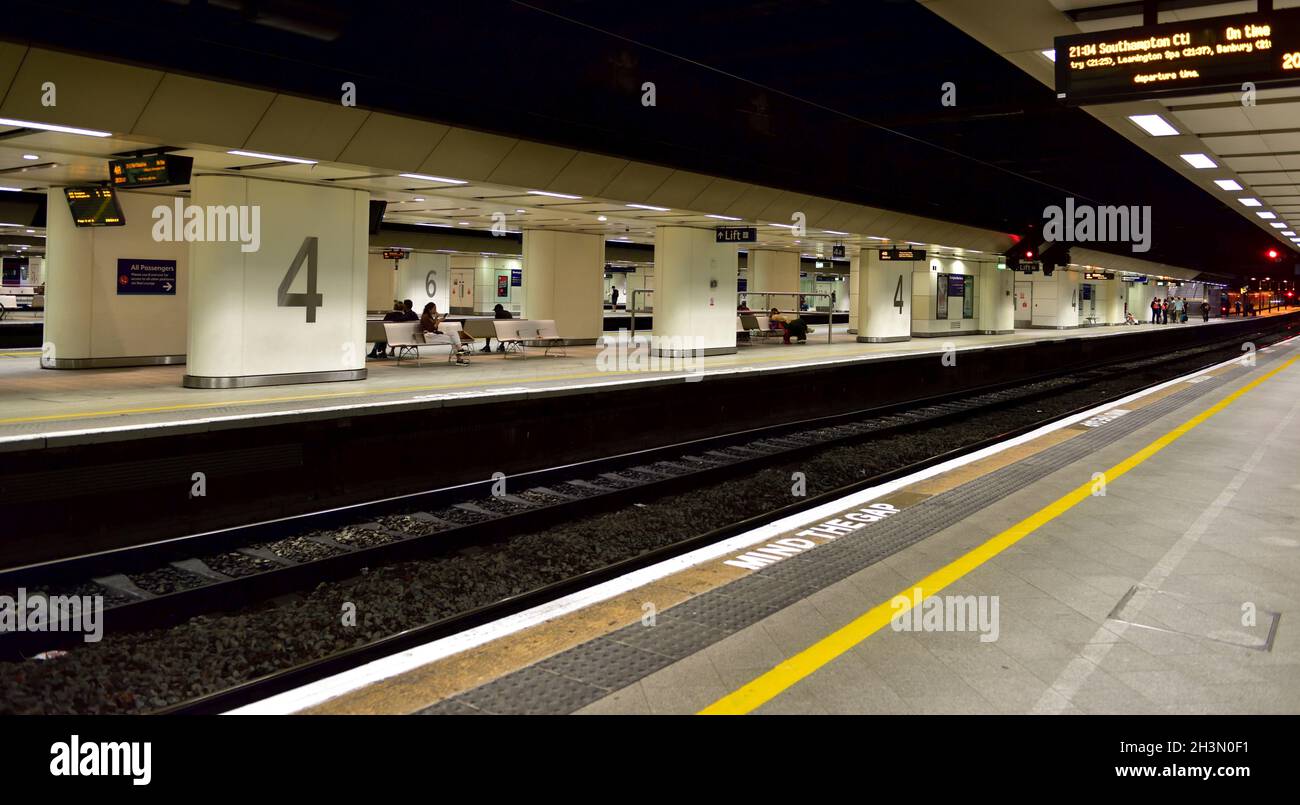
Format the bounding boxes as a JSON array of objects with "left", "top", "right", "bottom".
[{"left": 225, "top": 338, "right": 1294, "bottom": 715}]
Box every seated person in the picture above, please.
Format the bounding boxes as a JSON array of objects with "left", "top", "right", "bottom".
[
  {"left": 401, "top": 299, "right": 419, "bottom": 321},
  {"left": 482, "top": 303, "right": 513, "bottom": 353},
  {"left": 769, "top": 308, "right": 808, "bottom": 344},
  {"left": 369, "top": 301, "right": 407, "bottom": 359},
  {"left": 420, "top": 302, "right": 471, "bottom": 365}
]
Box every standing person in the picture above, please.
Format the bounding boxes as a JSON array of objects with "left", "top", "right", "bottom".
[
  {"left": 1200, "top": 299, "right": 1210, "bottom": 322},
  {"left": 368, "top": 300, "right": 407, "bottom": 359},
  {"left": 1150, "top": 296, "right": 1161, "bottom": 324},
  {"left": 1234, "top": 299, "right": 1242, "bottom": 317},
  {"left": 610, "top": 286, "right": 619, "bottom": 308},
  {"left": 1176, "top": 297, "right": 1186, "bottom": 323}
]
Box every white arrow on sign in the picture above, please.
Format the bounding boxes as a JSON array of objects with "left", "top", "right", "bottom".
[{"left": 163, "top": 282, "right": 174, "bottom": 292}]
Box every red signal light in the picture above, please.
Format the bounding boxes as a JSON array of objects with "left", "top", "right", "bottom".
[
  {"left": 1024, "top": 250, "right": 1034, "bottom": 260},
  {"left": 1267, "top": 248, "right": 1279, "bottom": 260}
]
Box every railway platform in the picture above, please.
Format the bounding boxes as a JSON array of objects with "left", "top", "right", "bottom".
[
  {"left": 1, "top": 311, "right": 1291, "bottom": 447},
  {"left": 262, "top": 331, "right": 1300, "bottom": 715}
]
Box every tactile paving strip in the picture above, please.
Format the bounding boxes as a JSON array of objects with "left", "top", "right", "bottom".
[{"left": 420, "top": 353, "right": 1282, "bottom": 715}]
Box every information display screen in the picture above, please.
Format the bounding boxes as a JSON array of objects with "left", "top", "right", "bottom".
[
  {"left": 1055, "top": 8, "right": 1300, "bottom": 104},
  {"left": 108, "top": 154, "right": 193, "bottom": 188},
  {"left": 64, "top": 186, "right": 125, "bottom": 227}
]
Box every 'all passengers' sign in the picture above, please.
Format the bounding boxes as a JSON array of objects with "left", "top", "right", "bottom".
[{"left": 116, "top": 259, "right": 177, "bottom": 295}]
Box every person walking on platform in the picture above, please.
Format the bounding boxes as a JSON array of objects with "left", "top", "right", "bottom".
[
  {"left": 1235, "top": 299, "right": 1242, "bottom": 317},
  {"left": 1200, "top": 300, "right": 1210, "bottom": 322},
  {"left": 1150, "top": 297, "right": 1161, "bottom": 324}
]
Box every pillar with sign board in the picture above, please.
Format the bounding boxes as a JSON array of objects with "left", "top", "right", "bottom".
[
  {"left": 184, "top": 174, "right": 369, "bottom": 388},
  {"left": 854, "top": 248, "right": 914, "bottom": 342},
  {"left": 43, "top": 189, "right": 189, "bottom": 369}
]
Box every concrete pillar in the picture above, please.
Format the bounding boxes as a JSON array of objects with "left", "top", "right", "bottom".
[
  {"left": 848, "top": 254, "right": 861, "bottom": 334},
  {"left": 977, "top": 263, "right": 1014, "bottom": 334},
  {"left": 748, "top": 249, "right": 800, "bottom": 312},
  {"left": 184, "top": 174, "right": 369, "bottom": 388},
  {"left": 43, "top": 189, "right": 188, "bottom": 368},
  {"left": 855, "top": 249, "right": 913, "bottom": 343},
  {"left": 366, "top": 251, "right": 398, "bottom": 311},
  {"left": 1103, "top": 276, "right": 1125, "bottom": 324},
  {"left": 521, "top": 229, "right": 603, "bottom": 344},
  {"left": 654, "top": 225, "right": 737, "bottom": 355},
  {"left": 27, "top": 256, "right": 45, "bottom": 287}
]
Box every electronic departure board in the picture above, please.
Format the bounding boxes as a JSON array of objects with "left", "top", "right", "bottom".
[
  {"left": 64, "top": 186, "right": 125, "bottom": 227},
  {"left": 108, "top": 154, "right": 193, "bottom": 188},
  {"left": 1055, "top": 8, "right": 1300, "bottom": 104}
]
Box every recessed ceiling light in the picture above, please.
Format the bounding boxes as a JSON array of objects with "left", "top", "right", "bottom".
[
  {"left": 1240, "top": 198, "right": 1263, "bottom": 207},
  {"left": 0, "top": 117, "right": 111, "bottom": 137},
  {"left": 228, "top": 149, "right": 318, "bottom": 164},
  {"left": 21, "top": 154, "right": 38, "bottom": 161},
  {"left": 412, "top": 197, "right": 425, "bottom": 202},
  {"left": 768, "top": 223, "right": 795, "bottom": 229},
  {"left": 1128, "top": 114, "right": 1179, "bottom": 137},
  {"left": 705, "top": 214, "right": 742, "bottom": 221},
  {"left": 1214, "top": 179, "right": 1243, "bottom": 191},
  {"left": 1271, "top": 222, "right": 1287, "bottom": 228},
  {"left": 515, "top": 209, "right": 526, "bottom": 213},
  {"left": 868, "top": 236, "right": 889, "bottom": 241},
  {"left": 1179, "top": 153, "right": 1216, "bottom": 169},
  {"left": 399, "top": 173, "right": 467, "bottom": 184},
  {"left": 1258, "top": 211, "right": 1277, "bottom": 219},
  {"left": 1283, "top": 230, "right": 1296, "bottom": 236},
  {"left": 0, "top": 186, "right": 23, "bottom": 192},
  {"left": 596, "top": 215, "right": 607, "bottom": 222},
  {"left": 458, "top": 221, "right": 470, "bottom": 226},
  {"left": 822, "top": 230, "right": 850, "bottom": 235},
  {"left": 1040, "top": 49, "right": 1056, "bottom": 62},
  {"left": 627, "top": 203, "right": 670, "bottom": 211},
  {"left": 527, "top": 190, "right": 582, "bottom": 199}
]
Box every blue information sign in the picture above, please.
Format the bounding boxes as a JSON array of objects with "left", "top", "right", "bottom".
[
  {"left": 116, "top": 259, "right": 177, "bottom": 295},
  {"left": 510, "top": 268, "right": 522, "bottom": 287}
]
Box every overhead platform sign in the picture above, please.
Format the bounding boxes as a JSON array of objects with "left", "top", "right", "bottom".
[
  {"left": 879, "top": 248, "right": 926, "bottom": 261},
  {"left": 716, "top": 226, "right": 757, "bottom": 243},
  {"left": 1055, "top": 8, "right": 1300, "bottom": 104}
]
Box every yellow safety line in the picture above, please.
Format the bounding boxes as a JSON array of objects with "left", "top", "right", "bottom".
[{"left": 700, "top": 354, "right": 1299, "bottom": 715}]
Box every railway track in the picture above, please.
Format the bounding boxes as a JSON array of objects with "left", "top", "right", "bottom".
[{"left": 0, "top": 320, "right": 1294, "bottom": 714}]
